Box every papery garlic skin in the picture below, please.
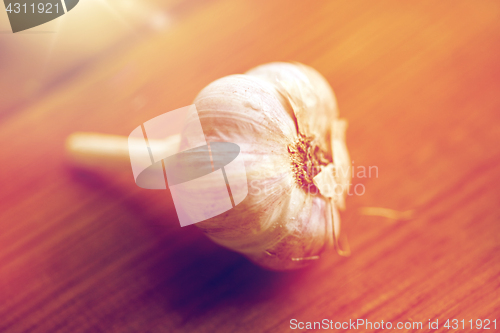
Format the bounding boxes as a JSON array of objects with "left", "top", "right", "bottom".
[{"left": 178, "top": 62, "right": 349, "bottom": 270}]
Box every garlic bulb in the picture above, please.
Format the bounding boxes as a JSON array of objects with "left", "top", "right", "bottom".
[{"left": 180, "top": 62, "right": 351, "bottom": 270}]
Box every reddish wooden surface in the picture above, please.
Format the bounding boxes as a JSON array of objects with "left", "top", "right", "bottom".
[{"left": 1, "top": 1, "right": 499, "bottom": 332}]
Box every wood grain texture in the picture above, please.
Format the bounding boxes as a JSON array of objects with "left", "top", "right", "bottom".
[{"left": 1, "top": 1, "right": 499, "bottom": 332}]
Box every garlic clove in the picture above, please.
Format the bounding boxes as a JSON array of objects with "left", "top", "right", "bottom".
[
  {"left": 247, "top": 62, "right": 338, "bottom": 156},
  {"left": 331, "top": 119, "right": 351, "bottom": 211}
]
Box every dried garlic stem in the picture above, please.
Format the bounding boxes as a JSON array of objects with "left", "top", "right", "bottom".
[{"left": 65, "top": 132, "right": 180, "bottom": 170}]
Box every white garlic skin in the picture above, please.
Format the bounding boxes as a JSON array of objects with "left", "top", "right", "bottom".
[{"left": 180, "top": 62, "right": 346, "bottom": 270}]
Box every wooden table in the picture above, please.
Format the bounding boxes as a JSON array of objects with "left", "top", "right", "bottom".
[{"left": 1, "top": 1, "right": 499, "bottom": 332}]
